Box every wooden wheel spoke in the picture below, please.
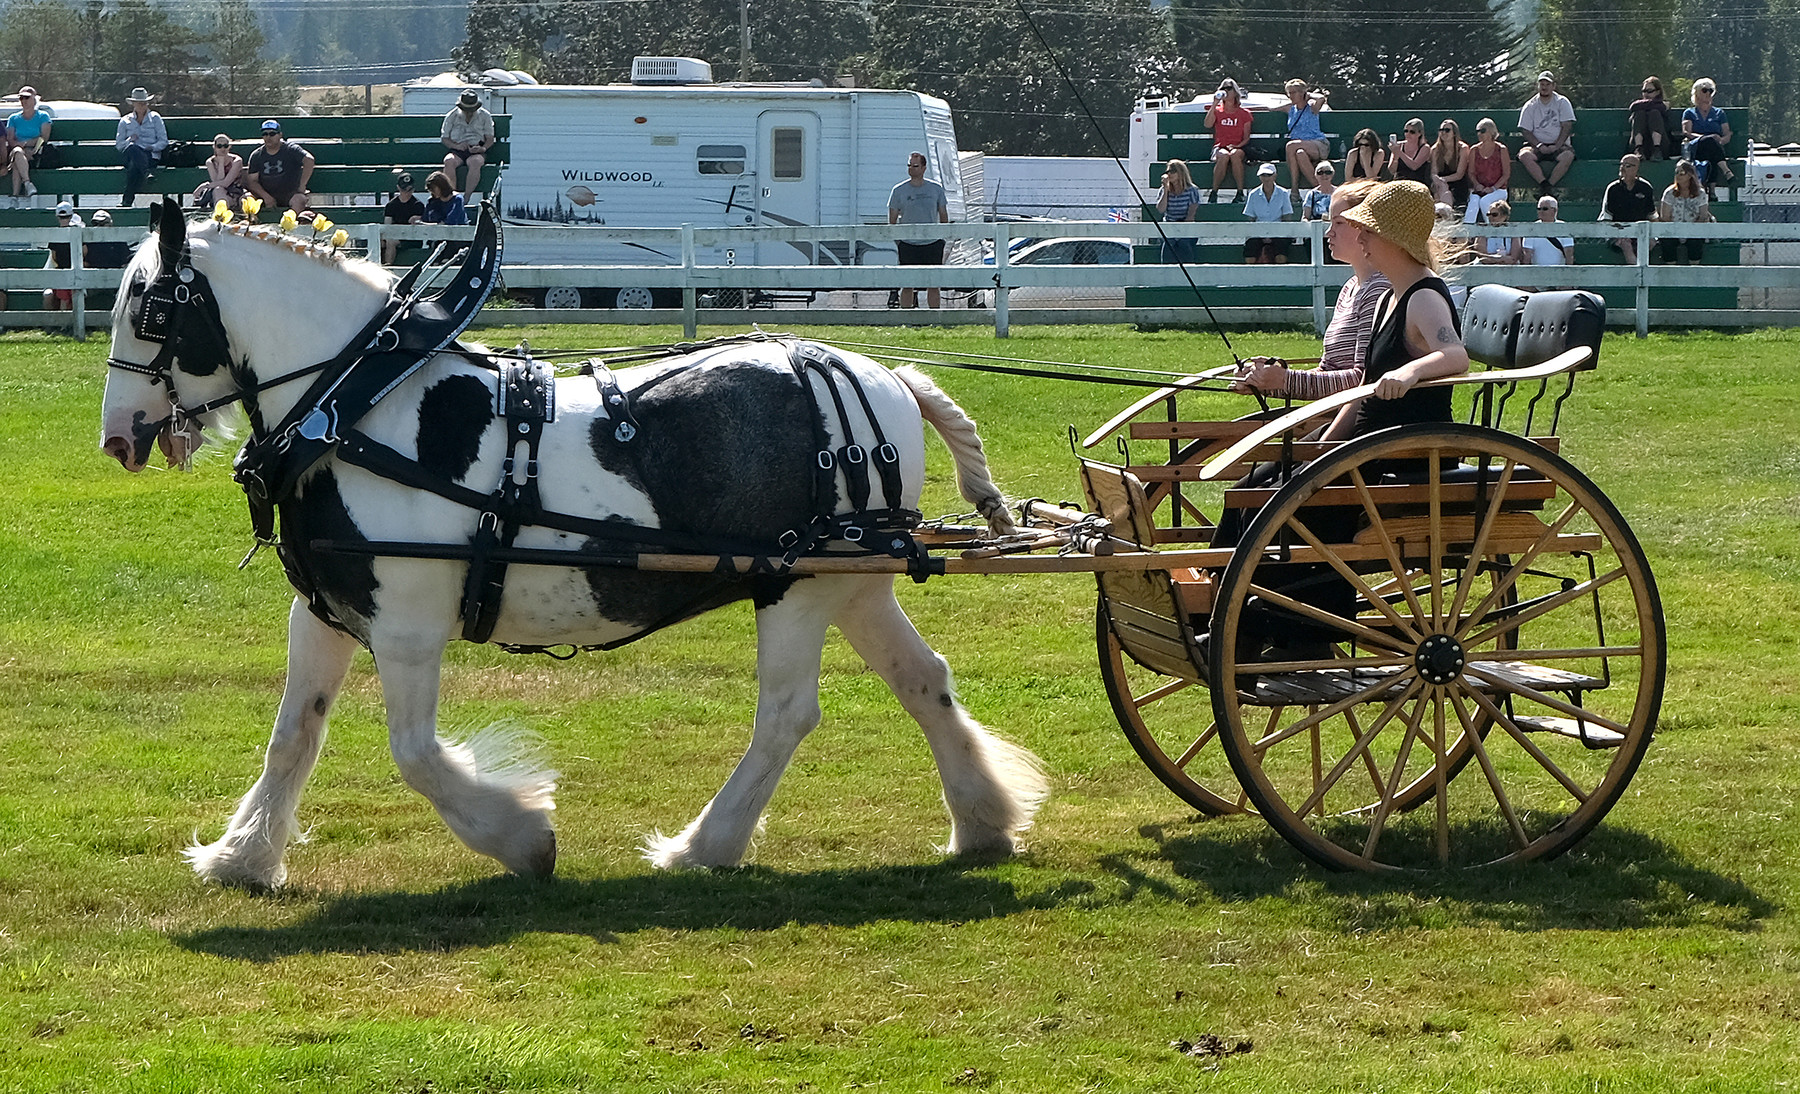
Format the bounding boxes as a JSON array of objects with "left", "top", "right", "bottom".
[
  {"left": 1462, "top": 665, "right": 1633, "bottom": 738},
  {"left": 1462, "top": 565, "right": 1628, "bottom": 649},
  {"left": 1427, "top": 450, "right": 1445, "bottom": 629},
  {"left": 1253, "top": 672, "right": 1417, "bottom": 751},
  {"left": 1431, "top": 690, "right": 1450, "bottom": 864},
  {"left": 1244, "top": 581, "right": 1413, "bottom": 654},
  {"left": 1281, "top": 512, "right": 1423, "bottom": 642},
  {"left": 1361, "top": 692, "right": 1432, "bottom": 860},
  {"left": 1450, "top": 692, "right": 1530, "bottom": 850},
  {"left": 1173, "top": 722, "right": 1220, "bottom": 769},
  {"left": 1350, "top": 467, "right": 1429, "bottom": 624},
  {"left": 1460, "top": 683, "right": 1591, "bottom": 804},
  {"left": 1446, "top": 457, "right": 1521, "bottom": 625},
  {"left": 1292, "top": 676, "right": 1425, "bottom": 816},
  {"left": 1456, "top": 498, "right": 1583, "bottom": 631},
  {"left": 1133, "top": 676, "right": 1193, "bottom": 708},
  {"left": 1251, "top": 653, "right": 1410, "bottom": 673}
]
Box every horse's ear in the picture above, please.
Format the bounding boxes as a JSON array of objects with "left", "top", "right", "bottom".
[{"left": 156, "top": 196, "right": 185, "bottom": 269}]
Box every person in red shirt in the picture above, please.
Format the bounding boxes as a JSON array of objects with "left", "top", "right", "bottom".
[{"left": 1206, "top": 78, "right": 1254, "bottom": 202}]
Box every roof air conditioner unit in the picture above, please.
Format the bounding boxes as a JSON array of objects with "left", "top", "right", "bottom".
[{"left": 632, "top": 57, "right": 713, "bottom": 85}]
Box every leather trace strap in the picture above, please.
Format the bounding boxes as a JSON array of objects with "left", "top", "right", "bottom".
[{"left": 460, "top": 356, "right": 555, "bottom": 643}]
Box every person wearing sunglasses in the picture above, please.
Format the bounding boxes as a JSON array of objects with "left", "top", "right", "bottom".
[
  {"left": 193, "top": 134, "right": 246, "bottom": 211},
  {"left": 1431, "top": 120, "right": 1471, "bottom": 209},
  {"left": 7, "top": 85, "right": 50, "bottom": 204},
  {"left": 1388, "top": 118, "right": 1436, "bottom": 195},
  {"left": 1628, "top": 76, "right": 1674, "bottom": 161},
  {"left": 1462, "top": 118, "right": 1512, "bottom": 225},
  {"left": 1345, "top": 128, "right": 1387, "bottom": 182}
]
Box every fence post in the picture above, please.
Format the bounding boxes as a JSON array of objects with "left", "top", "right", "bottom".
[
  {"left": 1636, "top": 220, "right": 1651, "bottom": 339},
  {"left": 993, "top": 223, "right": 1010, "bottom": 338},
  {"left": 366, "top": 224, "right": 384, "bottom": 266},
  {"left": 70, "top": 222, "right": 85, "bottom": 341},
  {"left": 681, "top": 223, "right": 698, "bottom": 338},
  {"left": 1310, "top": 220, "right": 1328, "bottom": 334}
]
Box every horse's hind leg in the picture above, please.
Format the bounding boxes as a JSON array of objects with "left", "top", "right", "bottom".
[
  {"left": 643, "top": 579, "right": 853, "bottom": 869},
  {"left": 833, "top": 578, "right": 1048, "bottom": 857},
  {"left": 187, "top": 598, "right": 359, "bottom": 888},
  {"left": 375, "top": 626, "right": 559, "bottom": 877}
]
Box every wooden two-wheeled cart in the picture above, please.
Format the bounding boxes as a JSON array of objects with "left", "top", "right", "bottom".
[{"left": 655, "top": 287, "right": 1659, "bottom": 871}]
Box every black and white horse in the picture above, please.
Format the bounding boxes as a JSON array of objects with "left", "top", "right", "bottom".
[{"left": 99, "top": 205, "right": 1046, "bottom": 887}]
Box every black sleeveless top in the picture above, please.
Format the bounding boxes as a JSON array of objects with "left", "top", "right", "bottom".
[{"left": 1354, "top": 276, "right": 1460, "bottom": 436}]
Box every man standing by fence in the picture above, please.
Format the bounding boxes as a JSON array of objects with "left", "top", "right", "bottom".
[{"left": 889, "top": 151, "right": 949, "bottom": 309}]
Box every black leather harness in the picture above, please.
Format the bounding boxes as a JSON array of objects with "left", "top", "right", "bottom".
[{"left": 108, "top": 200, "right": 930, "bottom": 651}]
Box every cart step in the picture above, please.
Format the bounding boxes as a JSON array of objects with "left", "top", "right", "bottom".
[
  {"left": 1513, "top": 715, "right": 1625, "bottom": 747},
  {"left": 1241, "top": 659, "right": 1607, "bottom": 706}
]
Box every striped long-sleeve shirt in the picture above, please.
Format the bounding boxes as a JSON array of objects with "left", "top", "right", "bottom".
[{"left": 1283, "top": 272, "right": 1390, "bottom": 400}]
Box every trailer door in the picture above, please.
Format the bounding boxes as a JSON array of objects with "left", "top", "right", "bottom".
[{"left": 755, "top": 110, "right": 822, "bottom": 264}]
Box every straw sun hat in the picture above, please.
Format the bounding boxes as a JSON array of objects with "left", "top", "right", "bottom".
[{"left": 1341, "top": 180, "right": 1436, "bottom": 267}]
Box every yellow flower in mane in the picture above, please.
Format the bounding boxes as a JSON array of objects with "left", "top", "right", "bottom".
[
  {"left": 211, "top": 201, "right": 233, "bottom": 224},
  {"left": 279, "top": 209, "right": 298, "bottom": 233},
  {"left": 331, "top": 229, "right": 349, "bottom": 250},
  {"left": 311, "top": 215, "right": 334, "bottom": 236},
  {"left": 240, "top": 195, "right": 263, "bottom": 221}
]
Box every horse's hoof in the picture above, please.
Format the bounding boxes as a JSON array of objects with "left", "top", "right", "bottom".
[{"left": 520, "top": 830, "right": 556, "bottom": 878}]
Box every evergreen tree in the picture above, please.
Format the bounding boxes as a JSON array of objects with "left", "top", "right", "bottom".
[{"left": 208, "top": 0, "right": 294, "bottom": 113}]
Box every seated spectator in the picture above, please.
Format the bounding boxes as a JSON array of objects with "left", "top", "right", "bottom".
[
  {"left": 1345, "top": 128, "right": 1387, "bottom": 182},
  {"left": 1242, "top": 162, "right": 1291, "bottom": 264},
  {"left": 85, "top": 209, "right": 131, "bottom": 269},
  {"left": 1462, "top": 118, "right": 1512, "bottom": 224},
  {"left": 1155, "top": 158, "right": 1201, "bottom": 263},
  {"left": 44, "top": 201, "right": 83, "bottom": 316},
  {"left": 1629, "top": 76, "right": 1676, "bottom": 161},
  {"left": 8, "top": 86, "right": 51, "bottom": 203},
  {"left": 1283, "top": 79, "right": 1330, "bottom": 202},
  {"left": 1519, "top": 195, "right": 1573, "bottom": 271},
  {"left": 193, "top": 134, "right": 246, "bottom": 211},
  {"left": 382, "top": 171, "right": 426, "bottom": 264},
  {"left": 423, "top": 170, "right": 468, "bottom": 226},
  {"left": 1475, "top": 200, "right": 1518, "bottom": 263},
  {"left": 1683, "top": 78, "right": 1735, "bottom": 198},
  {"left": 115, "top": 87, "right": 167, "bottom": 209},
  {"left": 442, "top": 89, "right": 495, "bottom": 205},
  {"left": 1659, "top": 159, "right": 1713, "bottom": 264},
  {"left": 1600, "top": 153, "right": 1657, "bottom": 263},
  {"left": 1205, "top": 78, "right": 1252, "bottom": 202},
  {"left": 1518, "top": 71, "right": 1576, "bottom": 197},
  {"left": 1300, "top": 160, "right": 1336, "bottom": 221},
  {"left": 245, "top": 120, "right": 314, "bottom": 212},
  {"left": 1388, "top": 119, "right": 1437, "bottom": 197},
  {"left": 1432, "top": 119, "right": 1470, "bottom": 209}
]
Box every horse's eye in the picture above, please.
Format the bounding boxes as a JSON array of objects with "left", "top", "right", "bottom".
[{"left": 129, "top": 277, "right": 146, "bottom": 298}]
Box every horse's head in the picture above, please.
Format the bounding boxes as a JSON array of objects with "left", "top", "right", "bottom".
[{"left": 100, "top": 198, "right": 393, "bottom": 471}]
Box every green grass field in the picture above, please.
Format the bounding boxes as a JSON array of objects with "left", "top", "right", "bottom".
[{"left": 2, "top": 322, "right": 1798, "bottom": 1092}]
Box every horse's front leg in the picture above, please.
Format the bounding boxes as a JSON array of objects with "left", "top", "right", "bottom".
[
  {"left": 187, "top": 597, "right": 359, "bottom": 888},
  {"left": 643, "top": 579, "right": 855, "bottom": 869},
  {"left": 374, "top": 622, "right": 559, "bottom": 877}
]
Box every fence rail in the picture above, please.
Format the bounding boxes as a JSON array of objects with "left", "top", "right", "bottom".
[{"left": 19, "top": 218, "right": 1800, "bottom": 339}]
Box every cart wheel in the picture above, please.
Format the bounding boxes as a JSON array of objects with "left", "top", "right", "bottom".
[
  {"left": 1097, "top": 603, "right": 1244, "bottom": 815},
  {"left": 1210, "top": 424, "right": 1663, "bottom": 871}
]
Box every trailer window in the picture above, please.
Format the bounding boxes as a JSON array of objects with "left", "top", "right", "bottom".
[
  {"left": 697, "top": 145, "right": 747, "bottom": 175},
  {"left": 771, "top": 127, "right": 805, "bottom": 179}
]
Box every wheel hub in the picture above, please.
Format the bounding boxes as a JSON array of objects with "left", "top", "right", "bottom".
[{"left": 1414, "top": 633, "right": 1466, "bottom": 685}]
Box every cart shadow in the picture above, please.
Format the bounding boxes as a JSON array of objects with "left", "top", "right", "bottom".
[
  {"left": 173, "top": 860, "right": 1093, "bottom": 962},
  {"left": 1110, "top": 820, "right": 1774, "bottom": 932}
]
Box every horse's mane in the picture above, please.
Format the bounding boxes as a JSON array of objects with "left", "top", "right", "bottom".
[{"left": 187, "top": 218, "right": 395, "bottom": 296}]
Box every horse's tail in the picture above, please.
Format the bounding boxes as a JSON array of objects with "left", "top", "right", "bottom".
[{"left": 892, "top": 365, "right": 1017, "bottom": 537}]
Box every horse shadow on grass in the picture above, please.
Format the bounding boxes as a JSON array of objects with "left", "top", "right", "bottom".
[
  {"left": 1104, "top": 817, "right": 1774, "bottom": 933},
  {"left": 175, "top": 860, "right": 1096, "bottom": 962}
]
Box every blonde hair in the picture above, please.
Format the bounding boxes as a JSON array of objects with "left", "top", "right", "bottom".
[
  {"left": 1332, "top": 178, "right": 1380, "bottom": 209},
  {"left": 1693, "top": 77, "right": 1717, "bottom": 96},
  {"left": 1284, "top": 78, "right": 1307, "bottom": 95},
  {"left": 1432, "top": 119, "right": 1463, "bottom": 171},
  {"left": 1487, "top": 199, "right": 1511, "bottom": 220},
  {"left": 1162, "top": 158, "right": 1193, "bottom": 193}
]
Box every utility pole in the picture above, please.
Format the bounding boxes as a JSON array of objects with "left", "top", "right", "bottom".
[{"left": 739, "top": 0, "right": 752, "bottom": 81}]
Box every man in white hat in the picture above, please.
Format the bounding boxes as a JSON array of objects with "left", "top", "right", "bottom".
[
  {"left": 1243, "top": 161, "right": 1294, "bottom": 264},
  {"left": 441, "top": 89, "right": 495, "bottom": 205},
  {"left": 114, "top": 87, "right": 168, "bottom": 208},
  {"left": 1518, "top": 71, "right": 1576, "bottom": 198}
]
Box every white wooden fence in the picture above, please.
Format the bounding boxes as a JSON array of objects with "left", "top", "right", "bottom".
[{"left": 18, "top": 218, "right": 1800, "bottom": 340}]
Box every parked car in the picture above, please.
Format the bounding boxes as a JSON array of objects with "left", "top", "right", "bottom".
[{"left": 970, "top": 236, "right": 1134, "bottom": 307}]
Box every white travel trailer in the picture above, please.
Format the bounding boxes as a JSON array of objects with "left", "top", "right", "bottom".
[{"left": 403, "top": 59, "right": 974, "bottom": 306}]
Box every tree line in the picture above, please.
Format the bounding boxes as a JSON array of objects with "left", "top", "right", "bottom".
[{"left": 460, "top": 0, "right": 1800, "bottom": 153}]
